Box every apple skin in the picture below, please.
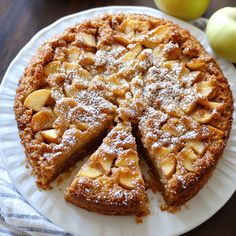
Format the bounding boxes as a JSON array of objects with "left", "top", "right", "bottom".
[
  {"left": 206, "top": 7, "right": 236, "bottom": 63},
  {"left": 154, "top": 0, "right": 210, "bottom": 21}
]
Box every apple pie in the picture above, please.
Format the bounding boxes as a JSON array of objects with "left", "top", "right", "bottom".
[{"left": 14, "top": 13, "right": 233, "bottom": 215}]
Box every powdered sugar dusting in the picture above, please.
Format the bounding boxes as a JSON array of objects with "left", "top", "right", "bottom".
[
  {"left": 100, "top": 123, "right": 136, "bottom": 156},
  {"left": 143, "top": 61, "right": 200, "bottom": 114}
]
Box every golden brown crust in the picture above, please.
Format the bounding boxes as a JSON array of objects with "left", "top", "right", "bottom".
[
  {"left": 14, "top": 13, "right": 233, "bottom": 214},
  {"left": 65, "top": 180, "right": 148, "bottom": 216}
]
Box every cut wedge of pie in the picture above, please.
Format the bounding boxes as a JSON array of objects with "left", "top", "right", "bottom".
[
  {"left": 65, "top": 122, "right": 148, "bottom": 216},
  {"left": 138, "top": 108, "right": 225, "bottom": 205},
  {"left": 14, "top": 13, "right": 233, "bottom": 215}
]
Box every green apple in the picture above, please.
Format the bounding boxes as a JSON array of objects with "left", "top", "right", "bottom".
[
  {"left": 154, "top": 0, "right": 210, "bottom": 21},
  {"left": 206, "top": 7, "right": 236, "bottom": 63}
]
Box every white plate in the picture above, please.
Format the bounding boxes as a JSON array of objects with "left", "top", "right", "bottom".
[{"left": 0, "top": 6, "right": 236, "bottom": 236}]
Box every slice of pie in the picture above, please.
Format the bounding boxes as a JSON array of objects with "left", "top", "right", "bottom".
[{"left": 65, "top": 122, "right": 148, "bottom": 216}]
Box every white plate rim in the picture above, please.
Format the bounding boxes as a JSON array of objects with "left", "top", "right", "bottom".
[{"left": 0, "top": 6, "right": 236, "bottom": 236}]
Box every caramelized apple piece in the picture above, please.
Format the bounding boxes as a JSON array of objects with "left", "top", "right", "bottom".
[
  {"left": 118, "top": 167, "right": 139, "bottom": 189},
  {"left": 63, "top": 62, "right": 78, "bottom": 73},
  {"left": 181, "top": 71, "right": 203, "bottom": 87},
  {"left": 113, "top": 33, "right": 130, "bottom": 46},
  {"left": 128, "top": 43, "right": 142, "bottom": 56},
  {"left": 162, "top": 121, "right": 180, "bottom": 136},
  {"left": 134, "top": 49, "right": 153, "bottom": 71},
  {"left": 77, "top": 67, "right": 91, "bottom": 80},
  {"left": 168, "top": 107, "right": 185, "bottom": 118},
  {"left": 31, "top": 108, "right": 56, "bottom": 132},
  {"left": 196, "top": 81, "right": 214, "bottom": 98},
  {"left": 135, "top": 20, "right": 150, "bottom": 32},
  {"left": 136, "top": 49, "right": 152, "bottom": 62},
  {"left": 180, "top": 95, "right": 198, "bottom": 114},
  {"left": 79, "top": 165, "right": 102, "bottom": 178},
  {"left": 183, "top": 157, "right": 196, "bottom": 172},
  {"left": 153, "top": 146, "right": 171, "bottom": 159},
  {"left": 120, "top": 51, "right": 136, "bottom": 64},
  {"left": 207, "top": 125, "right": 224, "bottom": 138},
  {"left": 149, "top": 25, "right": 169, "bottom": 37},
  {"left": 119, "top": 19, "right": 150, "bottom": 33},
  {"left": 142, "top": 40, "right": 158, "bottom": 50},
  {"left": 179, "top": 148, "right": 198, "bottom": 172},
  {"left": 24, "top": 89, "right": 51, "bottom": 112},
  {"left": 106, "top": 74, "right": 120, "bottom": 84},
  {"left": 193, "top": 109, "right": 213, "bottom": 123},
  {"left": 152, "top": 46, "right": 163, "bottom": 64},
  {"left": 41, "top": 129, "right": 59, "bottom": 143},
  {"left": 80, "top": 32, "right": 96, "bottom": 47},
  {"left": 97, "top": 148, "right": 116, "bottom": 175},
  {"left": 186, "top": 61, "right": 205, "bottom": 70},
  {"left": 160, "top": 154, "right": 176, "bottom": 179},
  {"left": 67, "top": 47, "right": 81, "bottom": 62},
  {"left": 106, "top": 74, "right": 129, "bottom": 96},
  {"left": 115, "top": 149, "right": 139, "bottom": 167},
  {"left": 80, "top": 52, "right": 95, "bottom": 65},
  {"left": 186, "top": 140, "right": 205, "bottom": 155},
  {"left": 204, "top": 101, "right": 223, "bottom": 110},
  {"left": 180, "top": 102, "right": 197, "bottom": 114},
  {"left": 98, "top": 155, "right": 114, "bottom": 175},
  {"left": 91, "top": 75, "right": 105, "bottom": 85},
  {"left": 143, "top": 25, "right": 169, "bottom": 48},
  {"left": 44, "top": 61, "right": 61, "bottom": 75}
]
